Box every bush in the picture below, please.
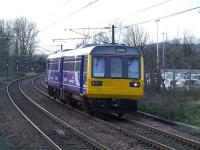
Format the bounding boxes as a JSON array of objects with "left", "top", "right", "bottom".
[{"left": 139, "top": 89, "right": 200, "bottom": 127}]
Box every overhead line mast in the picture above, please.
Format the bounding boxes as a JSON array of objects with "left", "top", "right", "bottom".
[{"left": 65, "top": 25, "right": 116, "bottom": 44}]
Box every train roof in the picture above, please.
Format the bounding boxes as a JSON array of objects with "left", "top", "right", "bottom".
[
  {"left": 47, "top": 51, "right": 63, "bottom": 60},
  {"left": 47, "top": 44, "right": 142, "bottom": 60}
]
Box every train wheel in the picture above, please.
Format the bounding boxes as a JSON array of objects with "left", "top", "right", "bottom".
[
  {"left": 53, "top": 89, "right": 56, "bottom": 99},
  {"left": 62, "top": 91, "right": 67, "bottom": 104},
  {"left": 85, "top": 101, "right": 93, "bottom": 115},
  {"left": 68, "top": 94, "right": 75, "bottom": 107},
  {"left": 80, "top": 99, "right": 86, "bottom": 111},
  {"left": 66, "top": 93, "right": 70, "bottom": 104}
]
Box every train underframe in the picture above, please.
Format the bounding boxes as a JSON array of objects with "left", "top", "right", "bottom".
[{"left": 48, "top": 85, "right": 138, "bottom": 115}]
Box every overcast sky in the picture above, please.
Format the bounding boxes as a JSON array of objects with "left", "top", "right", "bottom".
[{"left": 0, "top": 0, "right": 200, "bottom": 54}]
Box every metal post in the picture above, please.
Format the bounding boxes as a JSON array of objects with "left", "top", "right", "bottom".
[
  {"left": 6, "top": 52, "right": 8, "bottom": 80},
  {"left": 26, "top": 62, "right": 28, "bottom": 72},
  {"left": 6, "top": 63, "right": 8, "bottom": 79},
  {"left": 156, "top": 19, "right": 160, "bottom": 71},
  {"left": 162, "top": 32, "right": 166, "bottom": 80},
  {"left": 173, "top": 65, "right": 176, "bottom": 90},
  {"left": 189, "top": 64, "right": 191, "bottom": 89},
  {"left": 112, "top": 25, "right": 115, "bottom": 44},
  {"left": 83, "top": 28, "right": 85, "bottom": 45},
  {"left": 61, "top": 44, "right": 63, "bottom": 51},
  {"left": 16, "top": 60, "right": 19, "bottom": 75}
]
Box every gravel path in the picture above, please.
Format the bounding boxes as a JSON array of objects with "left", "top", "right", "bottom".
[{"left": 0, "top": 79, "right": 51, "bottom": 149}]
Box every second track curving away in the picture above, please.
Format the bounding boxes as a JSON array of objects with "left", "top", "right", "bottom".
[
  {"left": 8, "top": 76, "right": 108, "bottom": 150},
  {"left": 35, "top": 75, "right": 200, "bottom": 150}
]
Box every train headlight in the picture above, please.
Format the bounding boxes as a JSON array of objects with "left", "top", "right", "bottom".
[
  {"left": 91, "top": 81, "right": 103, "bottom": 86},
  {"left": 129, "top": 82, "right": 140, "bottom": 87}
]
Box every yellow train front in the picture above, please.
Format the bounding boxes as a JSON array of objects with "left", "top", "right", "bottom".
[{"left": 85, "top": 45, "right": 144, "bottom": 114}]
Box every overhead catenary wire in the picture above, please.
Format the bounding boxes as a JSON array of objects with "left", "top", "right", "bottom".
[
  {"left": 132, "top": 0, "right": 171, "bottom": 15},
  {"left": 64, "top": 27, "right": 111, "bottom": 31},
  {"left": 37, "top": 46, "right": 57, "bottom": 52},
  {"left": 62, "top": 0, "right": 73, "bottom": 7},
  {"left": 52, "top": 38, "right": 85, "bottom": 42},
  {"left": 69, "top": 0, "right": 99, "bottom": 16},
  {"left": 106, "top": 0, "right": 171, "bottom": 24},
  {"left": 39, "top": 2, "right": 200, "bottom": 51},
  {"left": 123, "top": 5, "right": 200, "bottom": 28},
  {"left": 68, "top": 29, "right": 108, "bottom": 44},
  {"left": 39, "top": 0, "right": 99, "bottom": 32},
  {"left": 37, "top": 0, "right": 74, "bottom": 33}
]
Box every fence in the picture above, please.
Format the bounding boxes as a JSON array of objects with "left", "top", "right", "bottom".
[{"left": 145, "top": 67, "right": 200, "bottom": 94}]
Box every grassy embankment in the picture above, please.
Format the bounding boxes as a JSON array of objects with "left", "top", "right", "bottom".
[{"left": 139, "top": 90, "right": 200, "bottom": 127}]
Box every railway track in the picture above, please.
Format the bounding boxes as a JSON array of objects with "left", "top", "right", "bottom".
[
  {"left": 107, "top": 115, "right": 200, "bottom": 150},
  {"left": 36, "top": 75, "right": 200, "bottom": 150},
  {"left": 39, "top": 77, "right": 200, "bottom": 141},
  {"left": 7, "top": 76, "right": 109, "bottom": 150},
  {"left": 25, "top": 75, "right": 153, "bottom": 149}
]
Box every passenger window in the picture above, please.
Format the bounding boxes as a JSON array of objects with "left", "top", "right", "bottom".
[
  {"left": 93, "top": 57, "right": 105, "bottom": 77},
  {"left": 49, "top": 61, "right": 58, "bottom": 70},
  {"left": 75, "top": 60, "right": 80, "bottom": 72},
  {"left": 128, "top": 58, "right": 139, "bottom": 78},
  {"left": 110, "top": 58, "right": 122, "bottom": 78},
  {"left": 84, "top": 57, "right": 87, "bottom": 73},
  {"left": 69, "top": 61, "right": 72, "bottom": 71},
  {"left": 72, "top": 60, "right": 75, "bottom": 71},
  {"left": 64, "top": 61, "right": 68, "bottom": 71}
]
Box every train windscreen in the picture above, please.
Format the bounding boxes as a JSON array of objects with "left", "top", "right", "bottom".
[{"left": 92, "top": 56, "right": 140, "bottom": 79}]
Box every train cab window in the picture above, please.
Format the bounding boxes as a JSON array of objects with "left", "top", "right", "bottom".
[
  {"left": 110, "top": 58, "right": 122, "bottom": 78},
  {"left": 92, "top": 57, "right": 105, "bottom": 77},
  {"left": 128, "top": 58, "right": 139, "bottom": 78}
]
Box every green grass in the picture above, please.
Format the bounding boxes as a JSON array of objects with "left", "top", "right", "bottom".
[{"left": 139, "top": 89, "right": 200, "bottom": 127}]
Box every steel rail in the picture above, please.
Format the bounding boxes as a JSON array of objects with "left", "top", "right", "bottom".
[
  {"left": 34, "top": 76, "right": 176, "bottom": 150},
  {"left": 122, "top": 116, "right": 200, "bottom": 149},
  {"left": 22, "top": 77, "right": 110, "bottom": 150},
  {"left": 37, "top": 76, "right": 200, "bottom": 149},
  {"left": 88, "top": 116, "right": 176, "bottom": 150},
  {"left": 138, "top": 111, "right": 200, "bottom": 132},
  {"left": 40, "top": 76, "right": 48, "bottom": 88},
  {"left": 7, "top": 77, "right": 62, "bottom": 150}
]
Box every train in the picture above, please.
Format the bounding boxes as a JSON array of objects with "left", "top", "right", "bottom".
[{"left": 45, "top": 44, "right": 144, "bottom": 115}]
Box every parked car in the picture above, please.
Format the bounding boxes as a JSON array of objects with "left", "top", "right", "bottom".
[{"left": 164, "top": 79, "right": 177, "bottom": 90}]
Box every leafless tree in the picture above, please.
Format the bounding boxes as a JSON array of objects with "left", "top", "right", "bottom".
[
  {"left": 123, "top": 25, "right": 150, "bottom": 52},
  {"left": 74, "top": 30, "right": 91, "bottom": 48},
  {"left": 0, "top": 19, "right": 13, "bottom": 77},
  {"left": 92, "top": 31, "right": 110, "bottom": 44},
  {"left": 182, "top": 31, "right": 195, "bottom": 57},
  {"left": 12, "top": 17, "right": 38, "bottom": 58},
  {"left": 0, "top": 20, "right": 12, "bottom": 53}
]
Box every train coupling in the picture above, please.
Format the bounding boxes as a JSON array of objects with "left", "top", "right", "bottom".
[{"left": 111, "top": 98, "right": 121, "bottom": 107}]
